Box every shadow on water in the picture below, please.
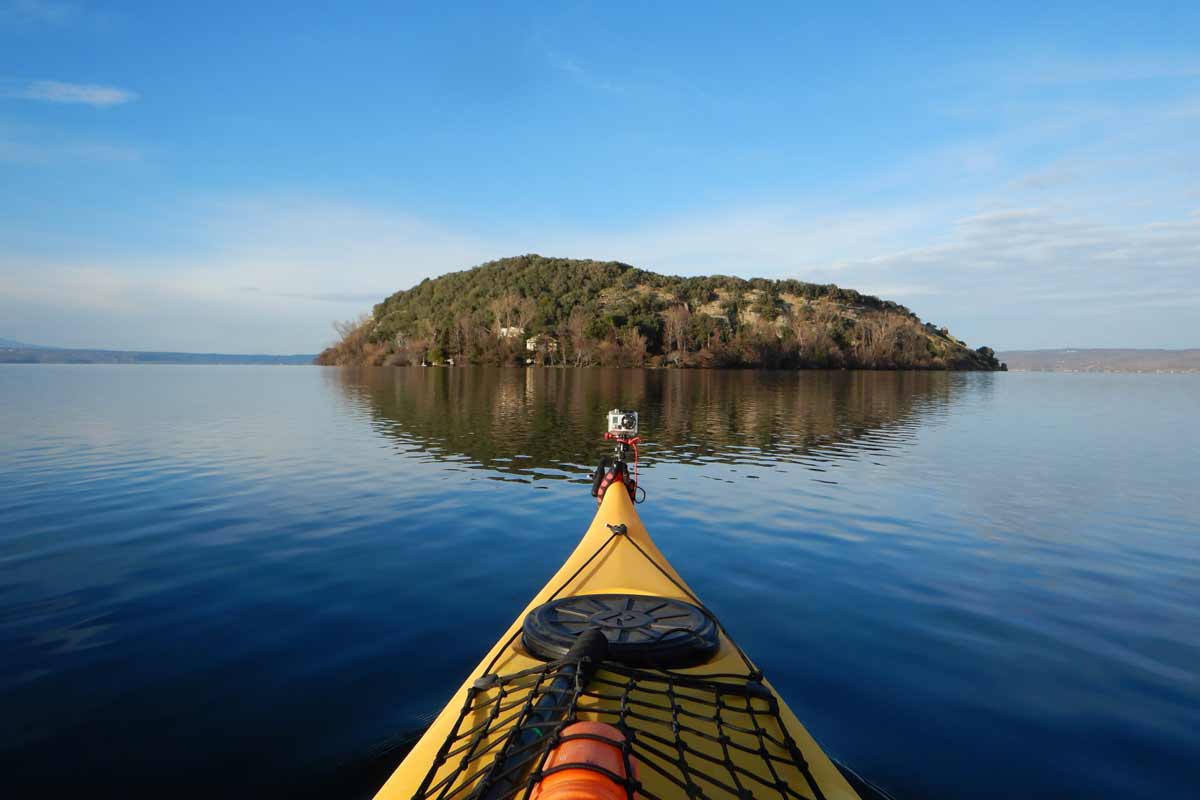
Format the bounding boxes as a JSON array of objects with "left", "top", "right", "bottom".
[{"left": 328, "top": 367, "right": 973, "bottom": 480}]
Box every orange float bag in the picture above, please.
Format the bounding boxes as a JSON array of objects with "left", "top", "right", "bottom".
[{"left": 530, "top": 721, "right": 639, "bottom": 800}]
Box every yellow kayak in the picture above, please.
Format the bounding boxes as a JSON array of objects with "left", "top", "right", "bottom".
[{"left": 373, "top": 480, "right": 864, "bottom": 800}]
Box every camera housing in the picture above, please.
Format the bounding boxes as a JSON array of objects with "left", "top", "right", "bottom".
[{"left": 607, "top": 409, "right": 639, "bottom": 437}]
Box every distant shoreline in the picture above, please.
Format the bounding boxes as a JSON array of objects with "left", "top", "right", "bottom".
[
  {"left": 997, "top": 348, "right": 1200, "bottom": 373},
  {"left": 0, "top": 347, "right": 314, "bottom": 366},
  {"left": 7, "top": 345, "right": 1195, "bottom": 372}
]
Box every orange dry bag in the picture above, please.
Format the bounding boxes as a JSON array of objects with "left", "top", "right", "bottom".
[{"left": 530, "top": 721, "right": 638, "bottom": 800}]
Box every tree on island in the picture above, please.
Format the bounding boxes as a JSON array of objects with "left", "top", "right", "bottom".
[{"left": 316, "top": 255, "right": 1004, "bottom": 371}]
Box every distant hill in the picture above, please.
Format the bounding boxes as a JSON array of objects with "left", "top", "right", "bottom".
[
  {"left": 999, "top": 349, "right": 1200, "bottom": 373},
  {"left": 0, "top": 337, "right": 45, "bottom": 349},
  {"left": 318, "top": 254, "right": 1003, "bottom": 370},
  {"left": 0, "top": 342, "right": 314, "bottom": 365}
]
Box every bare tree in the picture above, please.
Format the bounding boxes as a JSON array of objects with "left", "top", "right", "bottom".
[
  {"left": 488, "top": 292, "right": 534, "bottom": 337},
  {"left": 453, "top": 312, "right": 475, "bottom": 359},
  {"left": 489, "top": 292, "right": 518, "bottom": 333},
  {"left": 664, "top": 304, "right": 691, "bottom": 359},
  {"left": 567, "top": 307, "right": 592, "bottom": 366},
  {"left": 489, "top": 296, "right": 507, "bottom": 333},
  {"left": 620, "top": 328, "right": 648, "bottom": 367},
  {"left": 888, "top": 314, "right": 926, "bottom": 366},
  {"left": 405, "top": 336, "right": 430, "bottom": 365},
  {"left": 854, "top": 312, "right": 908, "bottom": 367},
  {"left": 333, "top": 313, "right": 371, "bottom": 340},
  {"left": 515, "top": 296, "right": 536, "bottom": 331},
  {"left": 555, "top": 317, "right": 572, "bottom": 366},
  {"left": 316, "top": 314, "right": 379, "bottom": 366}
]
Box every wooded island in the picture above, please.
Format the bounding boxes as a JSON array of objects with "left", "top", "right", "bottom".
[{"left": 317, "top": 255, "right": 1004, "bottom": 370}]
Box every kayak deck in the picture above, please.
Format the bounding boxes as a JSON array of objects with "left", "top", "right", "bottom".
[{"left": 374, "top": 488, "right": 861, "bottom": 800}]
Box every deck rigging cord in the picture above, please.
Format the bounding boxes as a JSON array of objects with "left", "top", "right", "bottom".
[
  {"left": 409, "top": 526, "right": 825, "bottom": 800},
  {"left": 403, "top": 412, "right": 838, "bottom": 800}
]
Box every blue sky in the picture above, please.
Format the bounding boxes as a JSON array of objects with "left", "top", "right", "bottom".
[{"left": 1, "top": 0, "right": 1197, "bottom": 353}]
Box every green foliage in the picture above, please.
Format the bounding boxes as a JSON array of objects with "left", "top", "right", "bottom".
[
  {"left": 318, "top": 254, "right": 1000, "bottom": 371},
  {"left": 751, "top": 285, "right": 784, "bottom": 320}
]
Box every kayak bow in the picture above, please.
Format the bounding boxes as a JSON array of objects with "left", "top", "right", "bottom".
[{"left": 374, "top": 485, "right": 862, "bottom": 800}]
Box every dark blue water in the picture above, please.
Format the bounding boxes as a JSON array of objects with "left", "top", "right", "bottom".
[{"left": 1, "top": 366, "right": 1196, "bottom": 799}]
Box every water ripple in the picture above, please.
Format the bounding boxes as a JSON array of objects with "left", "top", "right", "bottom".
[{"left": 0, "top": 365, "right": 1196, "bottom": 799}]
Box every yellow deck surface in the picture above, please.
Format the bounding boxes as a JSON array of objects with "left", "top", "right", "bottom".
[{"left": 374, "top": 487, "right": 861, "bottom": 800}]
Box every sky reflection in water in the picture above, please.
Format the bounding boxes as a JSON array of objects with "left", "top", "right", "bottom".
[{"left": 0, "top": 366, "right": 1196, "bottom": 799}]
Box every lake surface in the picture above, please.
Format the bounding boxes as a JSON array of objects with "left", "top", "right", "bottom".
[{"left": 1, "top": 365, "right": 1196, "bottom": 799}]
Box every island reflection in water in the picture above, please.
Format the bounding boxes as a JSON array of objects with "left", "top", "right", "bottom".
[
  {"left": 2, "top": 365, "right": 1195, "bottom": 800},
  {"left": 328, "top": 367, "right": 975, "bottom": 480}
]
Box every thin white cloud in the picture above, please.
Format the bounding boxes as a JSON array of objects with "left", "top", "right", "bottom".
[
  {"left": 0, "top": 0, "right": 76, "bottom": 26},
  {"left": 0, "top": 198, "right": 498, "bottom": 352},
  {"left": 550, "top": 55, "right": 624, "bottom": 95},
  {"left": 3, "top": 45, "right": 1199, "bottom": 352},
  {"left": 3, "top": 195, "right": 1198, "bottom": 352},
  {"left": 7, "top": 79, "right": 138, "bottom": 106},
  {"left": 1009, "top": 54, "right": 1200, "bottom": 86},
  {"left": 809, "top": 208, "right": 1200, "bottom": 346},
  {"left": 531, "top": 203, "right": 933, "bottom": 279},
  {"left": 928, "top": 51, "right": 1200, "bottom": 94},
  {"left": 0, "top": 134, "right": 139, "bottom": 163},
  {"left": 0, "top": 118, "right": 140, "bottom": 164}
]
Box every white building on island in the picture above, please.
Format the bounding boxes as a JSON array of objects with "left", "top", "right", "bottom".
[{"left": 526, "top": 334, "right": 559, "bottom": 354}]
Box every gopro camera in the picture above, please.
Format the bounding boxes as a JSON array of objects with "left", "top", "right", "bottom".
[{"left": 607, "top": 409, "right": 639, "bottom": 436}]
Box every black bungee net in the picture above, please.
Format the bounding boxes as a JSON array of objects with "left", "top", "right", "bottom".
[{"left": 409, "top": 531, "right": 828, "bottom": 800}]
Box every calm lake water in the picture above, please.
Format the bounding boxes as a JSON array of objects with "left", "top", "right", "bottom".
[{"left": 1, "top": 365, "right": 1197, "bottom": 799}]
